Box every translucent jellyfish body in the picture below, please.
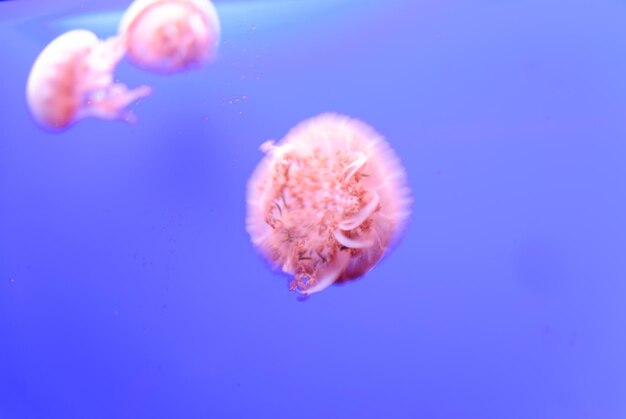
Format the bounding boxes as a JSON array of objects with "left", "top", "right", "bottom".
[
  {"left": 247, "top": 114, "right": 412, "bottom": 297},
  {"left": 119, "top": 0, "right": 221, "bottom": 74},
  {"left": 26, "top": 30, "right": 151, "bottom": 131}
]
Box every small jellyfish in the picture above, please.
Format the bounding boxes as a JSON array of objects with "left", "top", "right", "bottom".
[
  {"left": 119, "top": 0, "right": 221, "bottom": 74},
  {"left": 246, "top": 113, "right": 412, "bottom": 297},
  {"left": 26, "top": 29, "right": 152, "bottom": 131}
]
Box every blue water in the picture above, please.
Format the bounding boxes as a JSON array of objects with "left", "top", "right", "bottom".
[{"left": 2, "top": 0, "right": 626, "bottom": 417}]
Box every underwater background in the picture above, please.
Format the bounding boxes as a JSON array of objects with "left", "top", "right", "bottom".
[{"left": 2, "top": 0, "right": 626, "bottom": 417}]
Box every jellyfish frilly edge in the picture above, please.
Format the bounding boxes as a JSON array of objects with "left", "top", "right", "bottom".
[
  {"left": 246, "top": 113, "right": 412, "bottom": 297},
  {"left": 26, "top": 29, "right": 152, "bottom": 131}
]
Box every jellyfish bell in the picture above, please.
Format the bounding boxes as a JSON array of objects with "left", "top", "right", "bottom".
[
  {"left": 119, "top": 0, "right": 221, "bottom": 74},
  {"left": 246, "top": 113, "right": 412, "bottom": 297},
  {"left": 26, "top": 29, "right": 152, "bottom": 131}
]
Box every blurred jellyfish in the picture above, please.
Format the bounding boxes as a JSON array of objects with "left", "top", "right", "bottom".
[
  {"left": 246, "top": 113, "right": 412, "bottom": 297},
  {"left": 119, "top": 0, "right": 221, "bottom": 74},
  {"left": 26, "top": 29, "right": 152, "bottom": 131}
]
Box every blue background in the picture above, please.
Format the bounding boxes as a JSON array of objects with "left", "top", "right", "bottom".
[{"left": 2, "top": 0, "right": 626, "bottom": 417}]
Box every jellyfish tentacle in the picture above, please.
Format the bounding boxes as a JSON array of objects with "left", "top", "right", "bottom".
[
  {"left": 77, "top": 83, "right": 152, "bottom": 122},
  {"left": 340, "top": 152, "right": 367, "bottom": 183},
  {"left": 74, "top": 35, "right": 151, "bottom": 123},
  {"left": 84, "top": 36, "right": 125, "bottom": 76},
  {"left": 338, "top": 190, "right": 380, "bottom": 231},
  {"left": 332, "top": 230, "right": 374, "bottom": 249},
  {"left": 260, "top": 140, "right": 277, "bottom": 153},
  {"left": 293, "top": 251, "right": 351, "bottom": 295}
]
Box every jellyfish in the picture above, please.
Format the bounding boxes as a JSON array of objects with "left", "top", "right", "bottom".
[
  {"left": 119, "top": 0, "right": 221, "bottom": 74},
  {"left": 26, "top": 29, "right": 152, "bottom": 131},
  {"left": 246, "top": 113, "right": 412, "bottom": 297}
]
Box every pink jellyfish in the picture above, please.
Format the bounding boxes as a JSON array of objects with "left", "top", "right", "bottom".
[
  {"left": 26, "top": 29, "right": 152, "bottom": 131},
  {"left": 119, "top": 0, "right": 221, "bottom": 74},
  {"left": 246, "top": 113, "right": 412, "bottom": 297}
]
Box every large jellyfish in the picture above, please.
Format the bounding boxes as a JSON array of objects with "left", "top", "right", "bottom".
[
  {"left": 26, "top": 29, "right": 152, "bottom": 131},
  {"left": 119, "top": 0, "right": 221, "bottom": 74},
  {"left": 246, "top": 113, "right": 412, "bottom": 297}
]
